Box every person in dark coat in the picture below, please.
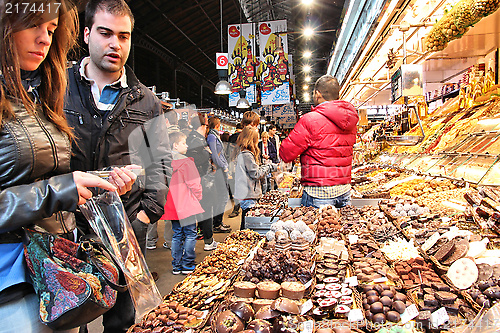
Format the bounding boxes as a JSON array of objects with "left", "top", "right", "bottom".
[
  {"left": 279, "top": 75, "right": 359, "bottom": 209},
  {"left": 186, "top": 113, "right": 219, "bottom": 250}
]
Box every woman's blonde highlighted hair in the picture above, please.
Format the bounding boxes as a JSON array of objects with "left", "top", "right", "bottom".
[{"left": 236, "top": 127, "right": 260, "bottom": 164}]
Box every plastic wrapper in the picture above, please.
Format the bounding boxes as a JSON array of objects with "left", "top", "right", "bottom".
[
  {"left": 452, "top": 302, "right": 500, "bottom": 332},
  {"left": 79, "top": 191, "right": 162, "bottom": 321}
]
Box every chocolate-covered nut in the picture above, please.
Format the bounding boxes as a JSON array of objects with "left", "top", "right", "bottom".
[
  {"left": 372, "top": 313, "right": 386, "bottom": 324},
  {"left": 367, "top": 295, "right": 379, "bottom": 304},
  {"left": 380, "top": 296, "right": 392, "bottom": 307},
  {"left": 392, "top": 301, "right": 406, "bottom": 314},
  {"left": 387, "top": 311, "right": 401, "bottom": 323},
  {"left": 370, "top": 302, "right": 384, "bottom": 314}
]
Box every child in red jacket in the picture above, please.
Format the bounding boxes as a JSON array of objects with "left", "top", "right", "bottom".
[{"left": 162, "top": 132, "right": 204, "bottom": 274}]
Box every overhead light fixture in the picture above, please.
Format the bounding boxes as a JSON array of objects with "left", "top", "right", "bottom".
[
  {"left": 214, "top": 0, "right": 231, "bottom": 95},
  {"left": 301, "top": 0, "right": 313, "bottom": 5},
  {"left": 303, "top": 50, "right": 312, "bottom": 58},
  {"left": 214, "top": 80, "right": 232, "bottom": 95},
  {"left": 236, "top": 90, "right": 251, "bottom": 109},
  {"left": 305, "top": 76, "right": 311, "bottom": 82},
  {"left": 303, "top": 65, "right": 311, "bottom": 73},
  {"left": 303, "top": 84, "right": 309, "bottom": 90},
  {"left": 304, "top": 94, "right": 310, "bottom": 102},
  {"left": 303, "top": 27, "right": 314, "bottom": 37}
]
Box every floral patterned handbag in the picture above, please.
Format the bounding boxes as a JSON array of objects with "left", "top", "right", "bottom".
[{"left": 23, "top": 228, "right": 127, "bottom": 330}]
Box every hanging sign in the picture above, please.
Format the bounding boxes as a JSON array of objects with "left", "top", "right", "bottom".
[
  {"left": 273, "top": 104, "right": 296, "bottom": 128},
  {"left": 216, "top": 53, "right": 229, "bottom": 69},
  {"left": 228, "top": 23, "right": 257, "bottom": 107},
  {"left": 258, "top": 20, "right": 290, "bottom": 105}
]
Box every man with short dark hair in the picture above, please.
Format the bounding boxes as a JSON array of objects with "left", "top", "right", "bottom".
[
  {"left": 279, "top": 75, "right": 358, "bottom": 208},
  {"left": 64, "top": 0, "right": 171, "bottom": 331},
  {"left": 242, "top": 110, "right": 260, "bottom": 128}
]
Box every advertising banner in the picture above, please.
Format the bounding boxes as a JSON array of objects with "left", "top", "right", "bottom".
[
  {"left": 228, "top": 23, "right": 257, "bottom": 107},
  {"left": 273, "top": 104, "right": 296, "bottom": 128},
  {"left": 258, "top": 20, "right": 290, "bottom": 105}
]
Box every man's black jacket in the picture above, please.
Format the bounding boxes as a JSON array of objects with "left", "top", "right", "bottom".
[{"left": 64, "top": 60, "right": 171, "bottom": 225}]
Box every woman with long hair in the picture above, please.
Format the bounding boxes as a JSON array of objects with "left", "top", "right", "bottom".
[
  {"left": 206, "top": 116, "right": 231, "bottom": 233},
  {"left": 0, "top": 1, "right": 118, "bottom": 331},
  {"left": 234, "top": 128, "right": 278, "bottom": 229}
]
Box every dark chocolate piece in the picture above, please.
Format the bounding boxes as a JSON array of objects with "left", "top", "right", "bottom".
[{"left": 435, "top": 291, "right": 458, "bottom": 304}]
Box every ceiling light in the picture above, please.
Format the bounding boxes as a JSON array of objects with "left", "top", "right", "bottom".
[
  {"left": 304, "top": 95, "right": 310, "bottom": 102},
  {"left": 303, "top": 84, "right": 309, "bottom": 90},
  {"left": 301, "top": 0, "right": 313, "bottom": 5},
  {"left": 305, "top": 77, "right": 311, "bottom": 82},
  {"left": 303, "top": 50, "right": 312, "bottom": 58},
  {"left": 303, "top": 65, "right": 311, "bottom": 73},
  {"left": 236, "top": 90, "right": 251, "bottom": 109},
  {"left": 214, "top": 80, "right": 232, "bottom": 95},
  {"left": 303, "top": 27, "right": 314, "bottom": 37}
]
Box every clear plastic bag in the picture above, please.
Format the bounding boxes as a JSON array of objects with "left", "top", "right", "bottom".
[
  {"left": 451, "top": 303, "right": 500, "bottom": 333},
  {"left": 79, "top": 191, "right": 162, "bottom": 321}
]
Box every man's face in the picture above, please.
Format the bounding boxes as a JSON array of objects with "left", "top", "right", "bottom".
[
  {"left": 269, "top": 128, "right": 276, "bottom": 136},
  {"left": 84, "top": 10, "right": 132, "bottom": 74}
]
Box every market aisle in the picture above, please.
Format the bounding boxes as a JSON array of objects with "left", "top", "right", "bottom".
[{"left": 87, "top": 203, "right": 241, "bottom": 332}]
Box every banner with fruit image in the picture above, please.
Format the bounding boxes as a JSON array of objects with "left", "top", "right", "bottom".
[
  {"left": 228, "top": 23, "right": 257, "bottom": 107},
  {"left": 258, "top": 20, "right": 290, "bottom": 105}
]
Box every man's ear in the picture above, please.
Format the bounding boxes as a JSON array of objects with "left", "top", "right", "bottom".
[{"left": 83, "top": 27, "right": 90, "bottom": 45}]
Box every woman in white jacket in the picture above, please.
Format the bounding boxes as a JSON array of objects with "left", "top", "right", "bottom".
[{"left": 235, "top": 128, "right": 278, "bottom": 229}]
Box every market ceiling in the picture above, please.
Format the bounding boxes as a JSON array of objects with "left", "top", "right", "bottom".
[{"left": 74, "top": 0, "right": 346, "bottom": 109}]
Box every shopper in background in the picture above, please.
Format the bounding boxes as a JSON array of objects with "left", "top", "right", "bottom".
[
  {"left": 235, "top": 128, "right": 278, "bottom": 229},
  {"left": 146, "top": 107, "right": 179, "bottom": 251},
  {"left": 258, "top": 132, "right": 278, "bottom": 194},
  {"left": 242, "top": 110, "right": 260, "bottom": 130},
  {"left": 0, "top": 1, "right": 118, "bottom": 331},
  {"left": 178, "top": 118, "right": 191, "bottom": 136},
  {"left": 221, "top": 131, "right": 231, "bottom": 156},
  {"left": 207, "top": 116, "right": 231, "bottom": 233},
  {"left": 162, "top": 132, "right": 203, "bottom": 275},
  {"left": 64, "top": 0, "right": 171, "bottom": 331},
  {"left": 186, "top": 113, "right": 218, "bottom": 250},
  {"left": 226, "top": 123, "right": 243, "bottom": 218},
  {"left": 268, "top": 124, "right": 281, "bottom": 158},
  {"left": 279, "top": 75, "right": 358, "bottom": 209}
]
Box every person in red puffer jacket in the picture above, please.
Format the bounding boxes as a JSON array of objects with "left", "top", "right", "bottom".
[{"left": 279, "top": 75, "right": 359, "bottom": 208}]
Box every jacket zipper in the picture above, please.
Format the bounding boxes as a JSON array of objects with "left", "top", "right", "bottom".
[{"left": 66, "top": 110, "right": 84, "bottom": 125}]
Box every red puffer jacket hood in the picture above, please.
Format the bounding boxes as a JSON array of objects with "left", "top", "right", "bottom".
[{"left": 279, "top": 100, "right": 358, "bottom": 187}]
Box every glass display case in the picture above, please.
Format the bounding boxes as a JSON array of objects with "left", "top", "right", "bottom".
[
  {"left": 479, "top": 160, "right": 500, "bottom": 186},
  {"left": 405, "top": 155, "right": 443, "bottom": 173},
  {"left": 470, "top": 133, "right": 500, "bottom": 154},
  {"left": 454, "top": 134, "right": 485, "bottom": 153},
  {"left": 448, "top": 155, "right": 498, "bottom": 183},
  {"left": 427, "top": 155, "right": 463, "bottom": 177},
  {"left": 398, "top": 155, "right": 419, "bottom": 168}
]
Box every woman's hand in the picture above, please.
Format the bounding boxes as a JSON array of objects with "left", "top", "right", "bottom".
[
  {"left": 73, "top": 171, "right": 117, "bottom": 205},
  {"left": 108, "top": 165, "right": 140, "bottom": 196}
]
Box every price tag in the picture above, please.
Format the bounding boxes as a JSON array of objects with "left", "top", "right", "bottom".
[
  {"left": 430, "top": 307, "right": 449, "bottom": 328},
  {"left": 348, "top": 308, "right": 364, "bottom": 322},
  {"left": 400, "top": 304, "right": 419, "bottom": 324},
  {"left": 301, "top": 320, "right": 314, "bottom": 333},
  {"left": 238, "top": 259, "right": 245, "bottom": 265},
  {"left": 304, "top": 279, "right": 313, "bottom": 289},
  {"left": 421, "top": 232, "right": 440, "bottom": 252},
  {"left": 200, "top": 310, "right": 209, "bottom": 319},
  {"left": 345, "top": 276, "right": 358, "bottom": 287},
  {"left": 204, "top": 295, "right": 217, "bottom": 304},
  {"left": 441, "top": 217, "right": 452, "bottom": 223},
  {"left": 300, "top": 299, "right": 313, "bottom": 315},
  {"left": 185, "top": 330, "right": 192, "bottom": 333},
  {"left": 373, "top": 277, "right": 388, "bottom": 283},
  {"left": 348, "top": 234, "right": 359, "bottom": 244}
]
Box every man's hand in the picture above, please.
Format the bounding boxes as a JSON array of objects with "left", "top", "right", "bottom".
[
  {"left": 108, "top": 165, "right": 140, "bottom": 196},
  {"left": 136, "top": 210, "right": 150, "bottom": 224}
]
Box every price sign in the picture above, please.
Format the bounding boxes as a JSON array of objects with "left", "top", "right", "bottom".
[
  {"left": 373, "top": 277, "right": 388, "bottom": 283},
  {"left": 430, "top": 307, "right": 449, "bottom": 328},
  {"left": 348, "top": 234, "right": 359, "bottom": 244},
  {"left": 400, "top": 304, "right": 419, "bottom": 324},
  {"left": 345, "top": 276, "right": 358, "bottom": 287},
  {"left": 348, "top": 309, "right": 364, "bottom": 322},
  {"left": 300, "top": 299, "right": 313, "bottom": 315},
  {"left": 216, "top": 53, "right": 229, "bottom": 69}
]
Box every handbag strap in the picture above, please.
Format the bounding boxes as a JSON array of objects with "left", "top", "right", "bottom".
[{"left": 79, "top": 238, "right": 128, "bottom": 293}]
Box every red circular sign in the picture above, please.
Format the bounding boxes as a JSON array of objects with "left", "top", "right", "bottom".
[
  {"left": 217, "top": 55, "right": 228, "bottom": 67},
  {"left": 277, "top": 63, "right": 287, "bottom": 75},
  {"left": 229, "top": 26, "right": 240, "bottom": 38},
  {"left": 260, "top": 23, "right": 271, "bottom": 35}
]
